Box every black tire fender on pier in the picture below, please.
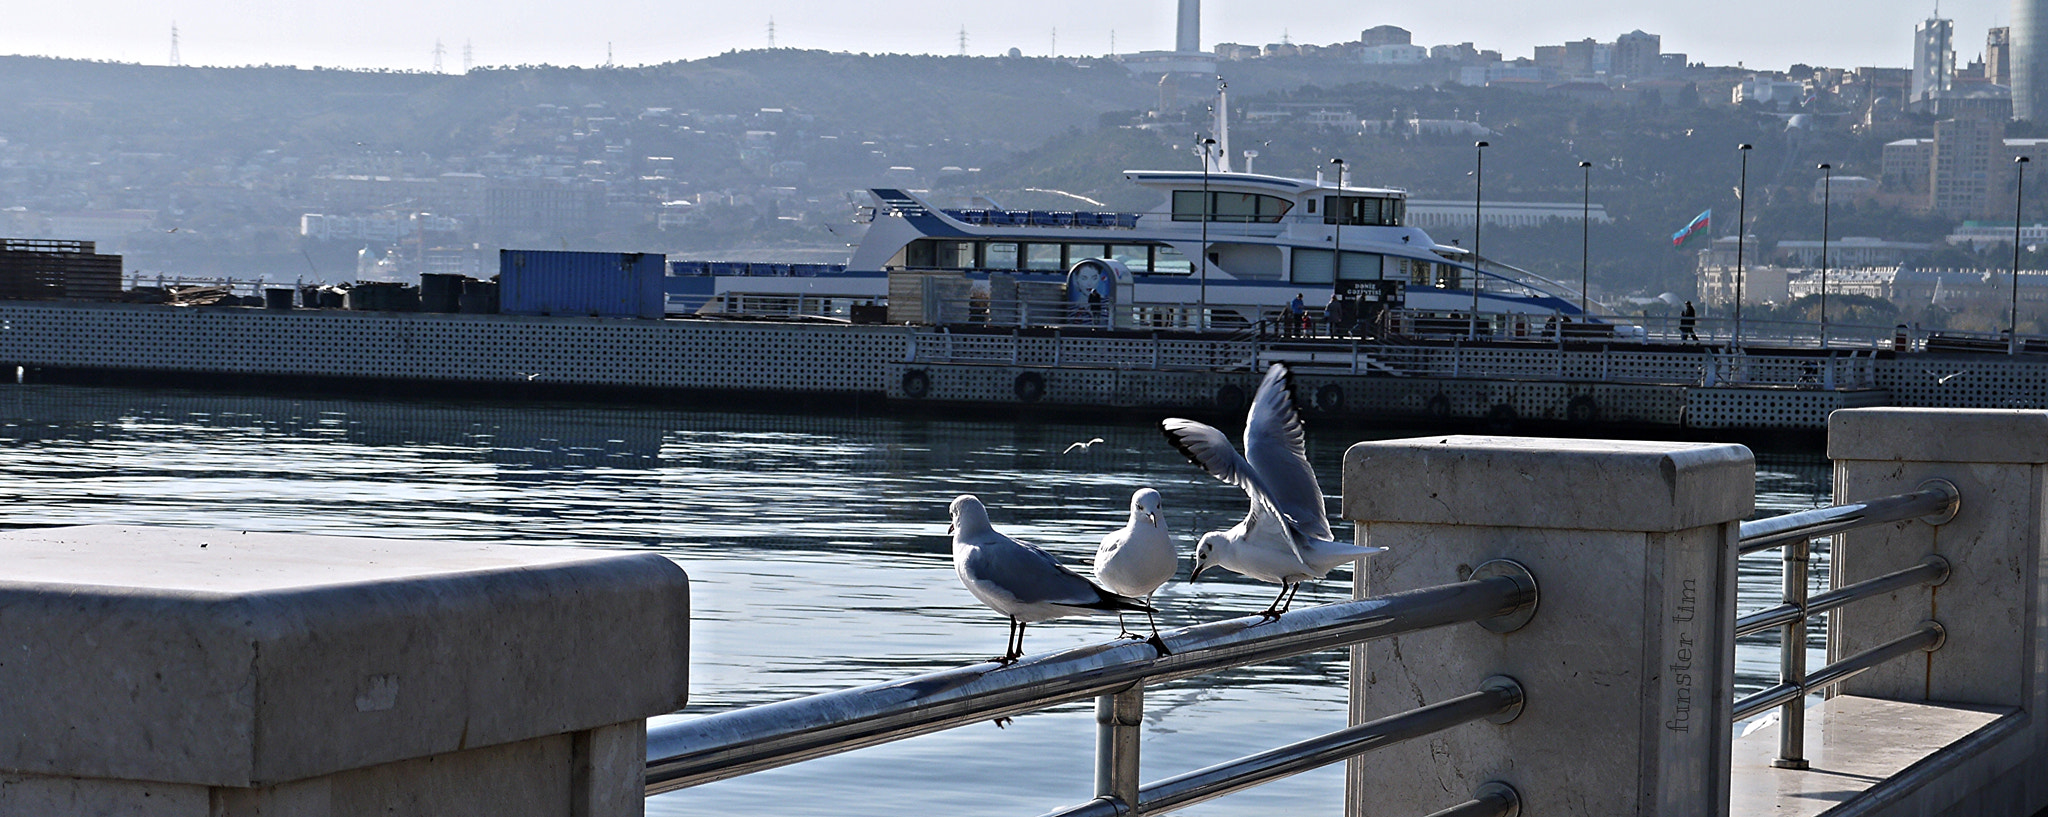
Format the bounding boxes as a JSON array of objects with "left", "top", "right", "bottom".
[
  {"left": 1215, "top": 383, "right": 1247, "bottom": 412},
  {"left": 1013, "top": 371, "right": 1047, "bottom": 403},
  {"left": 1426, "top": 393, "right": 1451, "bottom": 419},
  {"left": 1316, "top": 383, "right": 1345, "bottom": 413},
  {"left": 901, "top": 368, "right": 932, "bottom": 399},
  {"left": 1566, "top": 394, "right": 1599, "bottom": 424}
]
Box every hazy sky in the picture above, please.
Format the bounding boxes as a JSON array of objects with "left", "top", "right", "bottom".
[{"left": 0, "top": 1, "right": 2010, "bottom": 75}]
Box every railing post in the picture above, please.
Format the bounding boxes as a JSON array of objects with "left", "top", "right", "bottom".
[
  {"left": 1093, "top": 683, "right": 1143, "bottom": 811},
  {"left": 1774, "top": 537, "right": 1811, "bottom": 768},
  {"left": 1827, "top": 409, "right": 2048, "bottom": 711},
  {"left": 1342, "top": 436, "right": 1754, "bottom": 817}
]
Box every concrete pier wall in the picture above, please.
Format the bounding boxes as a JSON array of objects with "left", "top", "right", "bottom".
[
  {"left": 7, "top": 301, "right": 2048, "bottom": 429},
  {"left": 1340, "top": 435, "right": 1755, "bottom": 816},
  {"left": 0, "top": 525, "right": 689, "bottom": 816}
]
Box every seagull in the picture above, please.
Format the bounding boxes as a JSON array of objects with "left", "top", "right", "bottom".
[
  {"left": 1062, "top": 437, "right": 1106, "bottom": 454},
  {"left": 1094, "top": 488, "right": 1177, "bottom": 648},
  {"left": 949, "top": 494, "right": 1153, "bottom": 664},
  {"left": 1935, "top": 370, "right": 1967, "bottom": 385},
  {"left": 1162, "top": 363, "right": 1385, "bottom": 619}
]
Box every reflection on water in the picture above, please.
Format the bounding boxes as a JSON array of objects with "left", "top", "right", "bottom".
[{"left": 0, "top": 386, "right": 1830, "bottom": 816}]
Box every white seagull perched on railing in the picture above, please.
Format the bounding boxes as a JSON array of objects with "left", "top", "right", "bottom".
[
  {"left": 949, "top": 494, "right": 1154, "bottom": 664},
  {"left": 1093, "top": 487, "right": 1177, "bottom": 649},
  {"left": 1162, "top": 363, "right": 1385, "bottom": 618}
]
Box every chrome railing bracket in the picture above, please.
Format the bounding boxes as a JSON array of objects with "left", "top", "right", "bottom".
[
  {"left": 1472, "top": 559, "right": 1538, "bottom": 634},
  {"left": 1480, "top": 676, "right": 1527, "bottom": 725}
]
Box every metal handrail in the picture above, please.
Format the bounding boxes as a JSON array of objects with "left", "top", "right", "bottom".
[
  {"left": 1730, "top": 621, "right": 1947, "bottom": 722},
  {"left": 1732, "top": 479, "right": 1960, "bottom": 770},
  {"left": 1738, "top": 480, "right": 1960, "bottom": 555},
  {"left": 1038, "top": 677, "right": 1525, "bottom": 817},
  {"left": 645, "top": 566, "right": 1537, "bottom": 796},
  {"left": 1735, "top": 555, "right": 1951, "bottom": 638}
]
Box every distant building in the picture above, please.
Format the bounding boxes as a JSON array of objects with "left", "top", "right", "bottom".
[
  {"left": 1946, "top": 222, "right": 2048, "bottom": 248},
  {"left": 1989, "top": 27, "right": 2014, "bottom": 87},
  {"left": 1882, "top": 139, "right": 1934, "bottom": 191},
  {"left": 1360, "top": 44, "right": 1428, "bottom": 64},
  {"left": 1612, "top": 30, "right": 1662, "bottom": 79},
  {"left": 1930, "top": 113, "right": 2004, "bottom": 217},
  {"left": 2020, "top": 0, "right": 2048, "bottom": 120},
  {"left": 1733, "top": 76, "right": 1807, "bottom": 108},
  {"left": 1913, "top": 15, "right": 1956, "bottom": 110},
  {"left": 1360, "top": 26, "right": 1411, "bottom": 47},
  {"left": 1177, "top": 0, "right": 1201, "bottom": 53},
  {"left": 1774, "top": 237, "right": 1932, "bottom": 268}
]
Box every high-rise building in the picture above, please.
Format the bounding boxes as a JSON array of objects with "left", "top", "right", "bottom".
[
  {"left": 1931, "top": 111, "right": 2004, "bottom": 217},
  {"left": 1914, "top": 16, "right": 1956, "bottom": 108},
  {"left": 1990, "top": 27, "right": 2014, "bottom": 86},
  {"left": 2019, "top": 0, "right": 2048, "bottom": 120},
  {"left": 1613, "top": 30, "right": 1662, "bottom": 79},
  {"left": 1177, "top": 0, "right": 1200, "bottom": 53}
]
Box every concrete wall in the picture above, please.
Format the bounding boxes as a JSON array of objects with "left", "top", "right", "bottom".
[
  {"left": 1341, "top": 436, "right": 1754, "bottom": 816},
  {"left": 0, "top": 525, "right": 689, "bottom": 816}
]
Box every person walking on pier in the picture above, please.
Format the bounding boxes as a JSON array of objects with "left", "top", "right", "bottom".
[
  {"left": 1325, "top": 292, "right": 1347, "bottom": 338},
  {"left": 1287, "top": 294, "right": 1305, "bottom": 338},
  {"left": 1680, "top": 300, "right": 1699, "bottom": 341}
]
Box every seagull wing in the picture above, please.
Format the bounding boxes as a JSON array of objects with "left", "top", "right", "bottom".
[
  {"left": 1161, "top": 413, "right": 1311, "bottom": 551},
  {"left": 970, "top": 531, "right": 1149, "bottom": 611},
  {"left": 1240, "top": 364, "right": 1334, "bottom": 543}
]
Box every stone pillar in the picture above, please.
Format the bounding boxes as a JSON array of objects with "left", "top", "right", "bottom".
[
  {"left": 1828, "top": 409, "right": 2048, "bottom": 710},
  {"left": 0, "top": 525, "right": 690, "bottom": 817},
  {"left": 1342, "top": 436, "right": 1753, "bottom": 817}
]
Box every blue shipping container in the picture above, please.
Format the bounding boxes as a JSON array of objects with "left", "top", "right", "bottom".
[{"left": 499, "top": 250, "right": 666, "bottom": 319}]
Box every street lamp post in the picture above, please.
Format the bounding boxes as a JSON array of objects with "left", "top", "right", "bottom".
[
  {"left": 1579, "top": 160, "right": 1593, "bottom": 317},
  {"left": 1735, "top": 143, "right": 1752, "bottom": 348},
  {"left": 1330, "top": 157, "right": 1347, "bottom": 281},
  {"left": 1199, "top": 137, "right": 1216, "bottom": 330},
  {"left": 1818, "top": 162, "right": 1832, "bottom": 348},
  {"left": 1469, "top": 140, "right": 1489, "bottom": 339},
  {"left": 2015, "top": 155, "right": 2031, "bottom": 354}
]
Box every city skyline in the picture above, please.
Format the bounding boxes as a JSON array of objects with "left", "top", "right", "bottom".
[{"left": 0, "top": 1, "right": 2013, "bottom": 76}]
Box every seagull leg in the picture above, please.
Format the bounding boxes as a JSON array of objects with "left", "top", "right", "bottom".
[
  {"left": 1115, "top": 611, "right": 1141, "bottom": 641},
  {"left": 1276, "top": 581, "right": 1305, "bottom": 614},
  {"left": 1255, "top": 582, "right": 1292, "bottom": 622},
  {"left": 1142, "top": 598, "right": 1172, "bottom": 656},
  {"left": 994, "top": 618, "right": 1023, "bottom": 666}
]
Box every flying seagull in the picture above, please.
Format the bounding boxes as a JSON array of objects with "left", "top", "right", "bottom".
[
  {"left": 949, "top": 494, "right": 1153, "bottom": 664},
  {"left": 1162, "top": 364, "right": 1384, "bottom": 618}
]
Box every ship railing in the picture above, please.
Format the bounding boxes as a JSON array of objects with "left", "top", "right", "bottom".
[
  {"left": 123, "top": 272, "right": 280, "bottom": 300},
  {"left": 1271, "top": 332, "right": 1884, "bottom": 390},
  {"left": 1731, "top": 479, "right": 1961, "bottom": 769},
  {"left": 645, "top": 562, "right": 1539, "bottom": 817}
]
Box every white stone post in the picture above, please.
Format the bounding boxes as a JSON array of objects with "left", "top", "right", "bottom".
[
  {"left": 0, "top": 525, "right": 689, "bottom": 816},
  {"left": 1342, "top": 436, "right": 1754, "bottom": 817}
]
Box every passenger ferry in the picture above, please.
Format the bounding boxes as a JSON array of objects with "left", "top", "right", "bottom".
[{"left": 671, "top": 103, "right": 1608, "bottom": 333}]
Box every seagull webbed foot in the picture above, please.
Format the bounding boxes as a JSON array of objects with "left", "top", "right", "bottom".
[{"left": 1144, "top": 634, "right": 1172, "bottom": 656}]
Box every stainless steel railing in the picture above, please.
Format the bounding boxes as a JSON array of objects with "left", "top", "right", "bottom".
[
  {"left": 646, "top": 560, "right": 1538, "bottom": 816},
  {"left": 1731, "top": 479, "right": 1960, "bottom": 769}
]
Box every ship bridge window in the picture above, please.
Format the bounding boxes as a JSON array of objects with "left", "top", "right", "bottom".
[
  {"left": 902, "top": 239, "right": 978, "bottom": 269},
  {"left": 1153, "top": 245, "right": 1194, "bottom": 275},
  {"left": 1111, "top": 244, "right": 1153, "bottom": 273},
  {"left": 1023, "top": 244, "right": 1064, "bottom": 272},
  {"left": 1325, "top": 196, "right": 1405, "bottom": 227},
  {"left": 985, "top": 242, "right": 1020, "bottom": 271},
  {"left": 1172, "top": 191, "right": 1293, "bottom": 223},
  {"left": 1292, "top": 250, "right": 1386, "bottom": 284}
]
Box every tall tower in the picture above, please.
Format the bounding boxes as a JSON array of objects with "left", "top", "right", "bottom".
[
  {"left": 1176, "top": 0, "right": 1200, "bottom": 53},
  {"left": 2019, "top": 0, "right": 2048, "bottom": 119},
  {"left": 1913, "top": 15, "right": 1956, "bottom": 108}
]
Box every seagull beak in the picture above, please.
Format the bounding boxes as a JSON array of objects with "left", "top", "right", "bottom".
[
  {"left": 946, "top": 522, "right": 955, "bottom": 535},
  {"left": 1145, "top": 510, "right": 1157, "bottom": 525}
]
